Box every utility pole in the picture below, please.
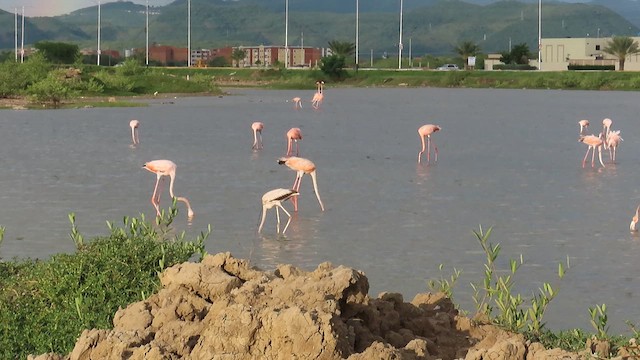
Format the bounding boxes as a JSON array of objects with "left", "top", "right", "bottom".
[
  {"left": 188, "top": 0, "right": 191, "bottom": 67},
  {"left": 14, "top": 8, "right": 18, "bottom": 62},
  {"left": 398, "top": 0, "right": 403, "bottom": 69},
  {"left": 20, "top": 6, "right": 24, "bottom": 63},
  {"left": 97, "top": 1, "right": 101, "bottom": 66},
  {"left": 355, "top": 0, "right": 359, "bottom": 69},
  {"left": 285, "top": 0, "right": 289, "bottom": 68},
  {"left": 146, "top": 0, "right": 149, "bottom": 66}
]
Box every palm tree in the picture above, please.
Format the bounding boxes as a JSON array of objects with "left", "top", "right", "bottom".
[
  {"left": 603, "top": 36, "right": 640, "bottom": 71},
  {"left": 231, "top": 48, "right": 247, "bottom": 68},
  {"left": 453, "top": 41, "right": 481, "bottom": 69},
  {"left": 327, "top": 40, "right": 356, "bottom": 57}
]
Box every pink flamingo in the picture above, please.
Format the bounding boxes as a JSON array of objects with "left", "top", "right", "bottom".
[
  {"left": 605, "top": 130, "right": 623, "bottom": 162},
  {"left": 602, "top": 118, "right": 613, "bottom": 146},
  {"left": 578, "top": 134, "right": 605, "bottom": 168},
  {"left": 142, "top": 160, "right": 194, "bottom": 220},
  {"left": 286, "top": 127, "right": 303, "bottom": 156},
  {"left": 578, "top": 120, "right": 589, "bottom": 136},
  {"left": 311, "top": 80, "right": 325, "bottom": 109},
  {"left": 631, "top": 205, "right": 640, "bottom": 232},
  {"left": 278, "top": 156, "right": 325, "bottom": 212},
  {"left": 129, "top": 119, "right": 140, "bottom": 146},
  {"left": 251, "top": 121, "right": 264, "bottom": 150},
  {"left": 291, "top": 97, "right": 302, "bottom": 109},
  {"left": 417, "top": 124, "right": 441, "bottom": 164},
  {"left": 258, "top": 188, "right": 299, "bottom": 234}
]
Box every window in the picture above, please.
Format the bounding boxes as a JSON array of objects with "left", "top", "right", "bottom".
[{"left": 595, "top": 45, "right": 601, "bottom": 50}]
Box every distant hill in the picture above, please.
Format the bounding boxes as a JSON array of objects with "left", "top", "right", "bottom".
[{"left": 0, "top": 0, "right": 637, "bottom": 57}]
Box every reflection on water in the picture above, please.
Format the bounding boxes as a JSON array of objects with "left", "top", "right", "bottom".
[{"left": 1, "top": 88, "right": 640, "bottom": 332}]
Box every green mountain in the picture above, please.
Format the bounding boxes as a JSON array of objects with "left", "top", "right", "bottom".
[{"left": 0, "top": 0, "right": 637, "bottom": 57}]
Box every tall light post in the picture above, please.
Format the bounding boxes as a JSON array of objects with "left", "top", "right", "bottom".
[
  {"left": 14, "top": 8, "right": 18, "bottom": 62},
  {"left": 538, "top": 0, "right": 542, "bottom": 71},
  {"left": 285, "top": 0, "right": 289, "bottom": 68},
  {"left": 398, "top": 0, "right": 403, "bottom": 69},
  {"left": 146, "top": 0, "right": 149, "bottom": 66},
  {"left": 188, "top": 0, "right": 191, "bottom": 67},
  {"left": 20, "top": 6, "right": 24, "bottom": 63},
  {"left": 355, "top": 0, "right": 359, "bottom": 69},
  {"left": 97, "top": 0, "right": 101, "bottom": 66}
]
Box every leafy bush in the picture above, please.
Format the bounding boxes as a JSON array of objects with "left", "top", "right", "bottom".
[
  {"left": 27, "top": 69, "right": 79, "bottom": 107},
  {"left": 91, "top": 69, "right": 135, "bottom": 93},
  {"left": 0, "top": 53, "right": 52, "bottom": 97},
  {"left": 568, "top": 65, "right": 615, "bottom": 71},
  {"left": 320, "top": 55, "right": 347, "bottom": 80},
  {"left": 0, "top": 209, "right": 210, "bottom": 359},
  {"left": 493, "top": 64, "right": 537, "bottom": 70}
]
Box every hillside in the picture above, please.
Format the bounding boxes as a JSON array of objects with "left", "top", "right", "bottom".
[{"left": 0, "top": 0, "right": 637, "bottom": 57}]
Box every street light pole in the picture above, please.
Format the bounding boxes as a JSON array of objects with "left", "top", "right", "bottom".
[
  {"left": 20, "top": 6, "right": 24, "bottom": 63},
  {"left": 398, "top": 0, "right": 403, "bottom": 69},
  {"left": 146, "top": 0, "right": 149, "bottom": 66},
  {"left": 14, "top": 8, "right": 17, "bottom": 62},
  {"left": 285, "top": 0, "right": 289, "bottom": 68},
  {"left": 538, "top": 0, "right": 542, "bottom": 71},
  {"left": 355, "top": 0, "right": 359, "bottom": 69},
  {"left": 188, "top": 0, "right": 191, "bottom": 67},
  {"left": 97, "top": 1, "right": 101, "bottom": 66}
]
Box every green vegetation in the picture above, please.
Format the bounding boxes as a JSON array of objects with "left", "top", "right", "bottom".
[
  {"left": 429, "top": 225, "right": 637, "bottom": 358},
  {"left": 603, "top": 36, "right": 640, "bottom": 71},
  {"left": 0, "top": 207, "right": 211, "bottom": 359},
  {"left": 0, "top": 0, "right": 636, "bottom": 57}
]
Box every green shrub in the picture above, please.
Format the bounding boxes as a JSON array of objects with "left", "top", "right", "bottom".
[
  {"left": 493, "top": 64, "right": 537, "bottom": 71},
  {"left": 27, "top": 69, "right": 79, "bottom": 107},
  {"left": 91, "top": 69, "right": 135, "bottom": 93},
  {"left": 0, "top": 209, "right": 210, "bottom": 359},
  {"left": 568, "top": 65, "right": 615, "bottom": 71}
]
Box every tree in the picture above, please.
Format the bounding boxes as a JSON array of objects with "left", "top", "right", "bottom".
[
  {"left": 500, "top": 43, "right": 532, "bottom": 65},
  {"left": 328, "top": 40, "right": 355, "bottom": 57},
  {"left": 34, "top": 41, "right": 80, "bottom": 64},
  {"left": 454, "top": 41, "right": 481, "bottom": 69},
  {"left": 27, "top": 69, "right": 79, "bottom": 108},
  {"left": 231, "top": 48, "right": 247, "bottom": 68},
  {"left": 320, "top": 54, "right": 347, "bottom": 80},
  {"left": 603, "top": 36, "right": 640, "bottom": 71}
]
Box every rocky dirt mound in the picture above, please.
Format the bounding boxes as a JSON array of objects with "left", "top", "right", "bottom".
[{"left": 31, "top": 252, "right": 584, "bottom": 360}]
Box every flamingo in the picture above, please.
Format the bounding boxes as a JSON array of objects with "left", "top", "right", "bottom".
[
  {"left": 605, "top": 130, "right": 623, "bottom": 162},
  {"left": 291, "top": 97, "right": 302, "bottom": 109},
  {"left": 286, "top": 127, "right": 303, "bottom": 156},
  {"left": 129, "top": 119, "right": 140, "bottom": 146},
  {"left": 257, "top": 188, "right": 299, "bottom": 234},
  {"left": 278, "top": 156, "right": 325, "bottom": 212},
  {"left": 602, "top": 118, "right": 613, "bottom": 146},
  {"left": 631, "top": 205, "right": 640, "bottom": 232},
  {"left": 578, "top": 134, "right": 605, "bottom": 168},
  {"left": 311, "top": 80, "right": 325, "bottom": 109},
  {"left": 251, "top": 121, "right": 264, "bottom": 150},
  {"left": 142, "top": 160, "right": 194, "bottom": 220},
  {"left": 578, "top": 120, "right": 589, "bottom": 136},
  {"left": 417, "top": 124, "right": 441, "bottom": 164}
]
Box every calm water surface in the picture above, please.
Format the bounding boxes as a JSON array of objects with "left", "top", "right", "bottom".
[{"left": 1, "top": 87, "right": 640, "bottom": 332}]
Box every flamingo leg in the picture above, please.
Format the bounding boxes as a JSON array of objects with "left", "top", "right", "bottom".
[
  {"left": 309, "top": 171, "right": 325, "bottom": 211},
  {"left": 426, "top": 136, "right": 432, "bottom": 164},
  {"left": 591, "top": 146, "right": 596, "bottom": 167},
  {"left": 295, "top": 140, "right": 300, "bottom": 156},
  {"left": 286, "top": 139, "right": 292, "bottom": 156},
  {"left": 418, "top": 135, "right": 426, "bottom": 164},
  {"left": 278, "top": 204, "right": 293, "bottom": 234},
  {"left": 151, "top": 177, "right": 162, "bottom": 216},
  {"left": 275, "top": 206, "right": 281, "bottom": 233},
  {"left": 433, "top": 138, "right": 438, "bottom": 163},
  {"left": 582, "top": 147, "right": 590, "bottom": 168},
  {"left": 597, "top": 146, "right": 605, "bottom": 168}
]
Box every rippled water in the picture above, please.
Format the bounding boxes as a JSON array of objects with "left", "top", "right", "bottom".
[{"left": 1, "top": 87, "right": 639, "bottom": 332}]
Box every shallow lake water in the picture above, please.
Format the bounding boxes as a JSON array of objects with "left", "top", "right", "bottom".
[{"left": 1, "top": 87, "right": 640, "bottom": 333}]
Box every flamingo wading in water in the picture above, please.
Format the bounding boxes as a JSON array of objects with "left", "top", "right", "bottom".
[
  {"left": 631, "top": 205, "right": 640, "bottom": 232},
  {"left": 578, "top": 134, "right": 605, "bottom": 168},
  {"left": 142, "top": 160, "right": 194, "bottom": 220},
  {"left": 251, "top": 122, "right": 264, "bottom": 150},
  {"left": 291, "top": 97, "right": 302, "bottom": 109},
  {"left": 578, "top": 120, "right": 589, "bottom": 136},
  {"left": 286, "top": 127, "right": 303, "bottom": 156},
  {"left": 605, "top": 130, "right": 623, "bottom": 163},
  {"left": 129, "top": 119, "right": 140, "bottom": 146},
  {"left": 278, "top": 156, "right": 325, "bottom": 212},
  {"left": 417, "top": 124, "right": 441, "bottom": 164},
  {"left": 258, "top": 188, "right": 299, "bottom": 234}
]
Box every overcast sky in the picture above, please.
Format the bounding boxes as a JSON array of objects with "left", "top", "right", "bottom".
[{"left": 0, "top": 0, "right": 174, "bottom": 17}]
